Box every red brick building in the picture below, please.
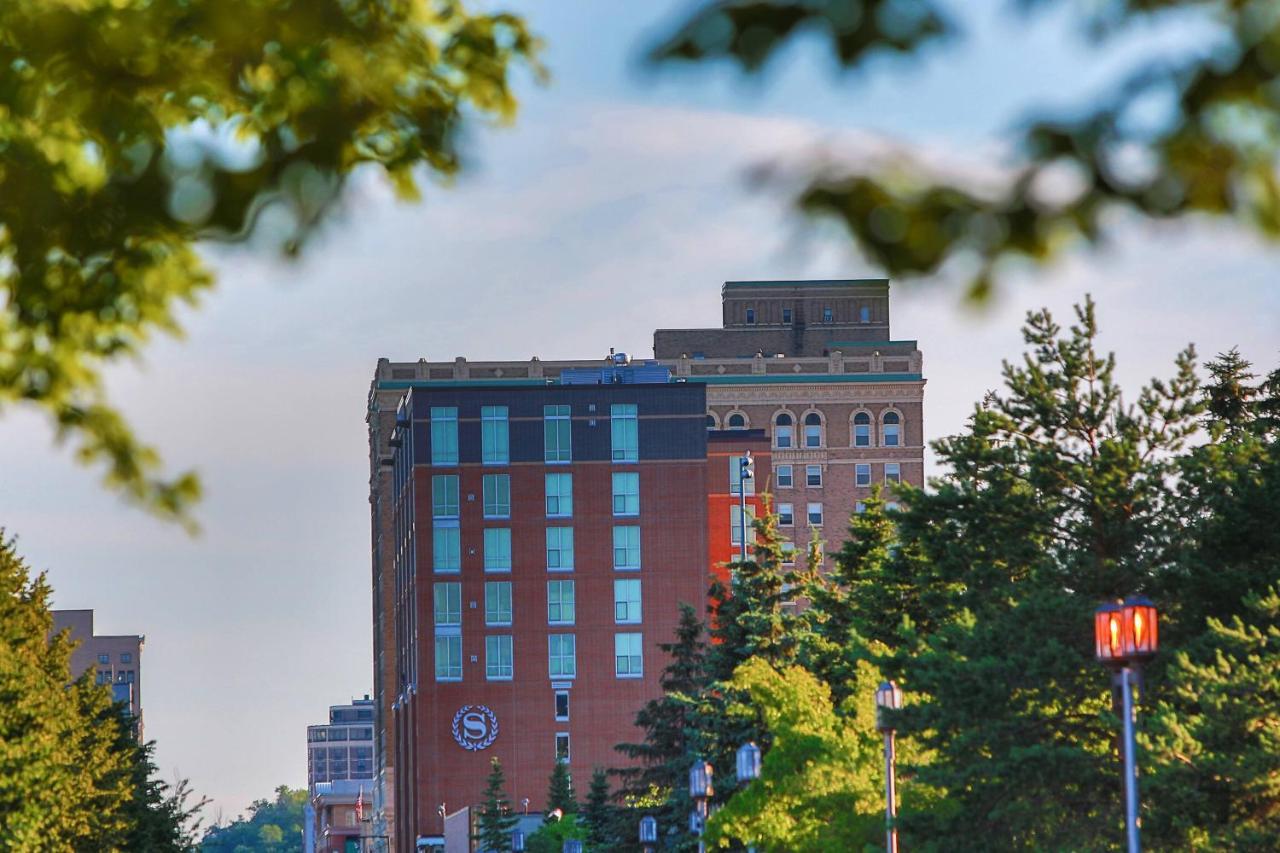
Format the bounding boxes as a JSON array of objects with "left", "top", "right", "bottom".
[{"left": 705, "top": 430, "right": 773, "bottom": 589}]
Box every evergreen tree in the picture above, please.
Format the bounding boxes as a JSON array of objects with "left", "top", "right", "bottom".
[
  {"left": 546, "top": 760, "right": 577, "bottom": 815},
  {"left": 581, "top": 767, "right": 613, "bottom": 850},
  {"left": 474, "top": 757, "right": 518, "bottom": 853},
  {"left": 0, "top": 532, "right": 134, "bottom": 848},
  {"left": 200, "top": 786, "right": 306, "bottom": 851},
  {"left": 1145, "top": 587, "right": 1280, "bottom": 849}
]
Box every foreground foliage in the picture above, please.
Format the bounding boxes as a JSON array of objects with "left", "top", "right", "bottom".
[{"left": 0, "top": 0, "right": 537, "bottom": 519}]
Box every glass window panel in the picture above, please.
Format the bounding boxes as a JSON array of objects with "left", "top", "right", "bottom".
[
  {"left": 547, "top": 580, "right": 576, "bottom": 625},
  {"left": 483, "top": 474, "right": 510, "bottom": 518},
  {"left": 729, "top": 455, "right": 755, "bottom": 496},
  {"left": 856, "top": 463, "right": 871, "bottom": 487},
  {"left": 485, "top": 581, "right": 512, "bottom": 625},
  {"left": 611, "top": 404, "right": 638, "bottom": 462},
  {"left": 614, "top": 633, "right": 643, "bottom": 677},
  {"left": 433, "top": 583, "right": 461, "bottom": 625},
  {"left": 613, "top": 526, "right": 641, "bottom": 570},
  {"left": 430, "top": 407, "right": 458, "bottom": 465},
  {"left": 483, "top": 528, "right": 512, "bottom": 572},
  {"left": 778, "top": 503, "right": 794, "bottom": 526},
  {"left": 612, "top": 472, "right": 639, "bottom": 516},
  {"left": 806, "top": 465, "right": 822, "bottom": 487},
  {"left": 614, "top": 579, "right": 642, "bottom": 624},
  {"left": 432, "top": 475, "right": 458, "bottom": 517},
  {"left": 546, "top": 527, "right": 575, "bottom": 571},
  {"left": 776, "top": 465, "right": 792, "bottom": 488},
  {"left": 544, "top": 405, "right": 572, "bottom": 463},
  {"left": 434, "top": 636, "right": 461, "bottom": 680},
  {"left": 433, "top": 524, "right": 460, "bottom": 572},
  {"left": 807, "top": 502, "right": 824, "bottom": 526},
  {"left": 885, "top": 463, "right": 902, "bottom": 484},
  {"left": 546, "top": 473, "right": 573, "bottom": 517},
  {"left": 485, "top": 635, "right": 513, "bottom": 680},
  {"left": 481, "top": 406, "right": 509, "bottom": 464},
  {"left": 729, "top": 505, "right": 756, "bottom": 546},
  {"left": 548, "top": 635, "right": 576, "bottom": 678}
]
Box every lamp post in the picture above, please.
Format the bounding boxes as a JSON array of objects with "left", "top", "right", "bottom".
[
  {"left": 738, "top": 451, "right": 754, "bottom": 562},
  {"left": 736, "top": 742, "right": 761, "bottom": 853},
  {"left": 875, "top": 681, "right": 903, "bottom": 853},
  {"left": 689, "top": 757, "right": 713, "bottom": 853},
  {"left": 511, "top": 829, "right": 525, "bottom": 852},
  {"left": 1095, "top": 596, "right": 1159, "bottom": 853},
  {"left": 562, "top": 841, "right": 583, "bottom": 853},
  {"left": 638, "top": 815, "right": 658, "bottom": 853}
]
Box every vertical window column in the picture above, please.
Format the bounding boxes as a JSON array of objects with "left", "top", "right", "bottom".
[
  {"left": 432, "top": 475, "right": 460, "bottom": 573},
  {"left": 430, "top": 407, "right": 458, "bottom": 465},
  {"left": 611, "top": 404, "right": 638, "bottom": 462},
  {"left": 544, "top": 405, "right": 572, "bottom": 463},
  {"left": 481, "top": 406, "right": 509, "bottom": 464}
]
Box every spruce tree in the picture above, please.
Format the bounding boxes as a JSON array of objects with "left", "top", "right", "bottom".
[
  {"left": 546, "top": 760, "right": 577, "bottom": 815},
  {"left": 474, "top": 757, "right": 518, "bottom": 853},
  {"left": 581, "top": 767, "right": 613, "bottom": 850}
]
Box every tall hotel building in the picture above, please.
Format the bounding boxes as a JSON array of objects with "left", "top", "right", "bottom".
[{"left": 367, "top": 279, "right": 925, "bottom": 849}]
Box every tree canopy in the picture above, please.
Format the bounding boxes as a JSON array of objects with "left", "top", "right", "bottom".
[
  {"left": 652, "top": 1, "right": 1280, "bottom": 302},
  {"left": 200, "top": 785, "right": 306, "bottom": 852},
  {"left": 0, "top": 0, "right": 538, "bottom": 520}
]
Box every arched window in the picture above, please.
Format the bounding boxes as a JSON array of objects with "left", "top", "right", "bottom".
[
  {"left": 706, "top": 414, "right": 717, "bottom": 430},
  {"left": 774, "top": 413, "right": 793, "bottom": 448},
  {"left": 804, "top": 412, "right": 823, "bottom": 448},
  {"left": 883, "top": 411, "right": 901, "bottom": 447},
  {"left": 727, "top": 413, "right": 747, "bottom": 430},
  {"left": 853, "top": 412, "right": 872, "bottom": 447}
]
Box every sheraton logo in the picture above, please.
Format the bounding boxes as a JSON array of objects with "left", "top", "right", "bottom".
[{"left": 451, "top": 705, "right": 499, "bottom": 751}]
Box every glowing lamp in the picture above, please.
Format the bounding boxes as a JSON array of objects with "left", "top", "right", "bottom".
[
  {"left": 1095, "top": 597, "right": 1159, "bottom": 666},
  {"left": 688, "top": 758, "right": 713, "bottom": 800}
]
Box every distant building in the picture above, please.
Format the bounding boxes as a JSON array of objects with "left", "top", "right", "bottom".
[
  {"left": 308, "top": 779, "right": 375, "bottom": 853},
  {"left": 368, "top": 279, "right": 925, "bottom": 850},
  {"left": 307, "top": 696, "right": 377, "bottom": 792},
  {"left": 52, "top": 609, "right": 144, "bottom": 726}
]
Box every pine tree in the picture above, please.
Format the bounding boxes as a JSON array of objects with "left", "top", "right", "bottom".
[
  {"left": 546, "top": 760, "right": 577, "bottom": 815},
  {"left": 581, "top": 767, "right": 613, "bottom": 850},
  {"left": 0, "top": 531, "right": 135, "bottom": 848},
  {"left": 474, "top": 757, "right": 518, "bottom": 853}
]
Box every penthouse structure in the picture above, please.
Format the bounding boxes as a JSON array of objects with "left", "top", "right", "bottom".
[{"left": 367, "top": 279, "right": 925, "bottom": 850}]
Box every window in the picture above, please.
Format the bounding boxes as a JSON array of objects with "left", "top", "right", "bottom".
[
  {"left": 885, "top": 463, "right": 902, "bottom": 484},
  {"left": 726, "top": 412, "right": 746, "bottom": 429},
  {"left": 883, "top": 411, "right": 901, "bottom": 447},
  {"left": 729, "top": 455, "right": 755, "bottom": 496},
  {"left": 434, "top": 582, "right": 461, "bottom": 625},
  {"left": 97, "top": 671, "right": 111, "bottom": 685},
  {"left": 554, "top": 691, "right": 570, "bottom": 721},
  {"left": 556, "top": 733, "right": 571, "bottom": 763},
  {"left": 823, "top": 306, "right": 833, "bottom": 323},
  {"left": 808, "top": 502, "right": 824, "bottom": 526},
  {"left": 483, "top": 474, "right": 510, "bottom": 518},
  {"left": 547, "top": 580, "right": 576, "bottom": 625},
  {"left": 774, "top": 412, "right": 793, "bottom": 448},
  {"left": 433, "top": 524, "right": 460, "bottom": 572},
  {"left": 745, "top": 308, "right": 756, "bottom": 324},
  {"left": 730, "top": 505, "right": 756, "bottom": 546},
  {"left": 544, "top": 405, "right": 572, "bottom": 463},
  {"left": 887, "top": 501, "right": 902, "bottom": 511},
  {"left": 706, "top": 414, "right": 717, "bottom": 430},
  {"left": 612, "top": 472, "right": 640, "bottom": 516},
  {"left": 548, "top": 635, "right": 576, "bottom": 678},
  {"left": 611, "top": 403, "right": 638, "bottom": 461},
  {"left": 782, "top": 307, "right": 793, "bottom": 324},
  {"left": 613, "top": 526, "right": 641, "bottom": 570},
  {"left": 856, "top": 463, "right": 871, "bottom": 487},
  {"left": 860, "top": 305, "right": 871, "bottom": 323},
  {"left": 481, "top": 406, "right": 509, "bottom": 464},
  {"left": 432, "top": 475, "right": 458, "bottom": 517},
  {"left": 97, "top": 654, "right": 110, "bottom": 665},
  {"left": 546, "top": 527, "right": 574, "bottom": 571},
  {"left": 120, "top": 652, "right": 132, "bottom": 664},
  {"left": 781, "top": 541, "right": 796, "bottom": 565},
  {"left": 430, "top": 407, "right": 458, "bottom": 465},
  {"left": 778, "top": 503, "right": 794, "bottom": 526},
  {"left": 853, "top": 412, "right": 872, "bottom": 447},
  {"left": 485, "top": 582, "right": 512, "bottom": 625},
  {"left": 804, "top": 412, "right": 823, "bottom": 447},
  {"left": 615, "top": 633, "right": 643, "bottom": 678},
  {"left": 485, "top": 635, "right": 513, "bottom": 680},
  {"left": 806, "top": 464, "right": 823, "bottom": 487},
  {"left": 776, "top": 465, "right": 793, "bottom": 488},
  {"left": 484, "top": 528, "right": 511, "bottom": 572},
  {"left": 434, "top": 636, "right": 462, "bottom": 680},
  {"left": 546, "top": 473, "right": 573, "bottom": 517},
  {"left": 615, "top": 579, "right": 642, "bottom": 623},
  {"left": 856, "top": 501, "right": 867, "bottom": 514}
]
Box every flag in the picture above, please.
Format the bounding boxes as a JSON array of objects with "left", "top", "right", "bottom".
[{"left": 355, "top": 788, "right": 364, "bottom": 822}]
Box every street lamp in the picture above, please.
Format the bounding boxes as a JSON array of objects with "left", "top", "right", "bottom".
[
  {"left": 735, "top": 743, "right": 761, "bottom": 853},
  {"left": 689, "top": 757, "right": 713, "bottom": 853},
  {"left": 875, "top": 681, "right": 903, "bottom": 853},
  {"left": 1095, "top": 596, "right": 1160, "bottom": 853},
  {"left": 511, "top": 829, "right": 525, "bottom": 852},
  {"left": 738, "top": 451, "right": 754, "bottom": 562},
  {"left": 562, "top": 840, "right": 583, "bottom": 853},
  {"left": 638, "top": 815, "right": 658, "bottom": 853}
]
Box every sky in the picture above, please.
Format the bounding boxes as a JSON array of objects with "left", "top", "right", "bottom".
[{"left": 2, "top": 0, "right": 1277, "bottom": 821}]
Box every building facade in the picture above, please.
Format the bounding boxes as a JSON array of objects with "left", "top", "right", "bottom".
[
  {"left": 367, "top": 279, "right": 925, "bottom": 850},
  {"left": 307, "top": 697, "right": 377, "bottom": 791},
  {"left": 52, "top": 609, "right": 144, "bottom": 724}
]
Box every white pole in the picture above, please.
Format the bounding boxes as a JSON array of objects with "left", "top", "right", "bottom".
[
  {"left": 1122, "top": 667, "right": 1141, "bottom": 853},
  {"left": 884, "top": 730, "right": 898, "bottom": 853}
]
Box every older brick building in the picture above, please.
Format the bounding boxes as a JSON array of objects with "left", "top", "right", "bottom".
[{"left": 367, "top": 279, "right": 924, "bottom": 850}]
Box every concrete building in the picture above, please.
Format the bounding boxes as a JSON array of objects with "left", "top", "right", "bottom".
[
  {"left": 368, "top": 279, "right": 925, "bottom": 850},
  {"left": 52, "top": 609, "right": 144, "bottom": 724},
  {"left": 308, "top": 697, "right": 377, "bottom": 791}
]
